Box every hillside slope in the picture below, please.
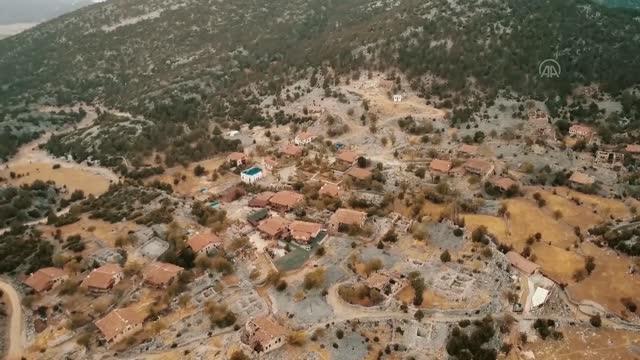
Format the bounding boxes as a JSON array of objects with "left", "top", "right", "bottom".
[
  {"left": 0, "top": 0, "right": 639, "bottom": 160},
  {"left": 1, "top": 0, "right": 639, "bottom": 107}
]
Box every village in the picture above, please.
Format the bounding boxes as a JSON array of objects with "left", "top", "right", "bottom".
[{"left": 1, "top": 73, "right": 640, "bottom": 360}]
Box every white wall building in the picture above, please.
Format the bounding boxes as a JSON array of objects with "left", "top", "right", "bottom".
[{"left": 241, "top": 167, "right": 264, "bottom": 184}]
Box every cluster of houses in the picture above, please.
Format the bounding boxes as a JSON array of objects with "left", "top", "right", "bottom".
[
  {"left": 428, "top": 145, "right": 504, "bottom": 189},
  {"left": 22, "top": 119, "right": 640, "bottom": 355},
  {"left": 245, "top": 187, "right": 368, "bottom": 251},
  {"left": 22, "top": 260, "right": 186, "bottom": 344}
]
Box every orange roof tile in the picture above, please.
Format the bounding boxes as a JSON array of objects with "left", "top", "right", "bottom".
[
  {"left": 228, "top": 152, "right": 247, "bottom": 161},
  {"left": 289, "top": 221, "right": 323, "bottom": 242},
  {"left": 464, "top": 158, "right": 493, "bottom": 174},
  {"left": 459, "top": 144, "right": 478, "bottom": 155},
  {"left": 330, "top": 208, "right": 367, "bottom": 226},
  {"left": 247, "top": 316, "right": 287, "bottom": 345},
  {"left": 187, "top": 232, "right": 222, "bottom": 252},
  {"left": 569, "top": 171, "right": 595, "bottom": 186},
  {"left": 492, "top": 177, "right": 517, "bottom": 191},
  {"left": 23, "top": 267, "right": 67, "bottom": 292},
  {"left": 626, "top": 144, "right": 640, "bottom": 154},
  {"left": 346, "top": 167, "right": 372, "bottom": 180},
  {"left": 429, "top": 159, "right": 452, "bottom": 173},
  {"left": 81, "top": 264, "right": 122, "bottom": 290},
  {"left": 319, "top": 183, "right": 340, "bottom": 198},
  {"left": 336, "top": 150, "right": 359, "bottom": 164},
  {"left": 95, "top": 306, "right": 146, "bottom": 342},
  {"left": 257, "top": 217, "right": 289, "bottom": 237},
  {"left": 280, "top": 143, "right": 303, "bottom": 157},
  {"left": 295, "top": 131, "right": 316, "bottom": 141},
  {"left": 268, "top": 190, "right": 304, "bottom": 209},
  {"left": 143, "top": 262, "right": 183, "bottom": 287},
  {"left": 569, "top": 124, "right": 594, "bottom": 136},
  {"left": 506, "top": 251, "right": 540, "bottom": 275}
]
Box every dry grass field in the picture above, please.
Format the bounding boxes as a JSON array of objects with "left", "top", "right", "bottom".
[
  {"left": 38, "top": 216, "right": 142, "bottom": 247},
  {"left": 462, "top": 187, "right": 640, "bottom": 316},
  {"left": 503, "top": 198, "right": 578, "bottom": 251},
  {"left": 464, "top": 214, "right": 510, "bottom": 242},
  {"left": 146, "top": 157, "right": 227, "bottom": 196},
  {"left": 396, "top": 286, "right": 488, "bottom": 310},
  {"left": 0, "top": 163, "right": 114, "bottom": 195},
  {"left": 522, "top": 325, "right": 640, "bottom": 360},
  {"left": 567, "top": 243, "right": 640, "bottom": 317}
]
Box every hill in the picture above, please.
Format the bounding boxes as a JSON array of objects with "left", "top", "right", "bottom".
[{"left": 0, "top": 0, "right": 639, "bottom": 161}]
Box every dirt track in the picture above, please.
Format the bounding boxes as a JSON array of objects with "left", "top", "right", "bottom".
[{"left": 0, "top": 280, "right": 25, "bottom": 360}]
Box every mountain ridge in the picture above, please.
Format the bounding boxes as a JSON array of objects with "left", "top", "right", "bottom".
[{"left": 0, "top": 0, "right": 639, "bottom": 160}]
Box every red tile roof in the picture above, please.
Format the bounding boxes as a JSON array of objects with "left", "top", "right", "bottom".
[
  {"left": 330, "top": 208, "right": 367, "bottom": 226},
  {"left": 280, "top": 143, "right": 303, "bottom": 157},
  {"left": 23, "top": 267, "right": 67, "bottom": 292},
  {"left": 269, "top": 190, "right": 304, "bottom": 209},
  {"left": 257, "top": 217, "right": 289, "bottom": 237},
  {"left": 464, "top": 158, "right": 493, "bottom": 175},
  {"left": 246, "top": 316, "right": 287, "bottom": 345},
  {"left": 295, "top": 131, "right": 316, "bottom": 141},
  {"left": 569, "top": 171, "right": 595, "bottom": 186},
  {"left": 228, "top": 152, "right": 247, "bottom": 161},
  {"left": 319, "top": 183, "right": 340, "bottom": 198},
  {"left": 626, "top": 144, "right": 640, "bottom": 154},
  {"left": 346, "top": 167, "right": 372, "bottom": 180},
  {"left": 569, "top": 124, "right": 594, "bottom": 137},
  {"left": 187, "top": 231, "right": 222, "bottom": 252},
  {"left": 143, "top": 262, "right": 183, "bottom": 287},
  {"left": 248, "top": 191, "right": 275, "bottom": 207},
  {"left": 289, "top": 221, "right": 323, "bottom": 243},
  {"left": 95, "top": 306, "right": 146, "bottom": 342},
  {"left": 459, "top": 144, "right": 478, "bottom": 155},
  {"left": 429, "top": 159, "right": 452, "bottom": 173},
  {"left": 81, "top": 264, "right": 122, "bottom": 290},
  {"left": 506, "top": 251, "right": 540, "bottom": 275},
  {"left": 336, "top": 150, "right": 359, "bottom": 164},
  {"left": 491, "top": 177, "right": 517, "bottom": 191}
]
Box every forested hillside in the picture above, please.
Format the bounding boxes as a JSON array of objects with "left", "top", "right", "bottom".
[{"left": 0, "top": 0, "right": 639, "bottom": 160}]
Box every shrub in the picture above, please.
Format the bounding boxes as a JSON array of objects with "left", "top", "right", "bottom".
[
  {"left": 303, "top": 268, "right": 326, "bottom": 290},
  {"left": 440, "top": 250, "right": 451, "bottom": 262},
  {"left": 621, "top": 298, "right": 637, "bottom": 313},
  {"left": 275, "top": 279, "right": 288, "bottom": 291}
]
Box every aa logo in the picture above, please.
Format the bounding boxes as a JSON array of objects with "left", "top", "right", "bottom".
[{"left": 538, "top": 59, "right": 561, "bottom": 79}]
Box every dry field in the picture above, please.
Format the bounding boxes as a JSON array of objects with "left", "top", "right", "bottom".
[
  {"left": 522, "top": 325, "right": 640, "bottom": 360},
  {"left": 462, "top": 188, "right": 640, "bottom": 316},
  {"left": 396, "top": 286, "right": 488, "bottom": 311},
  {"left": 0, "top": 163, "right": 114, "bottom": 195},
  {"left": 464, "top": 214, "right": 510, "bottom": 242},
  {"left": 567, "top": 243, "right": 640, "bottom": 317},
  {"left": 503, "top": 198, "right": 577, "bottom": 251},
  {"left": 531, "top": 189, "right": 604, "bottom": 230},
  {"left": 146, "top": 157, "right": 227, "bottom": 196},
  {"left": 527, "top": 187, "right": 635, "bottom": 225},
  {"left": 38, "top": 216, "right": 142, "bottom": 247}
]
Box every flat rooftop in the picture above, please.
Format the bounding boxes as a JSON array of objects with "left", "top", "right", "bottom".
[{"left": 242, "top": 166, "right": 263, "bottom": 176}]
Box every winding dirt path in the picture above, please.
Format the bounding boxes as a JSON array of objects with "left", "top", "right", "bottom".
[{"left": 0, "top": 280, "right": 25, "bottom": 360}]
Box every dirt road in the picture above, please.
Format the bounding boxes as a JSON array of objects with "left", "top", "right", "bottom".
[{"left": 0, "top": 280, "right": 25, "bottom": 360}]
